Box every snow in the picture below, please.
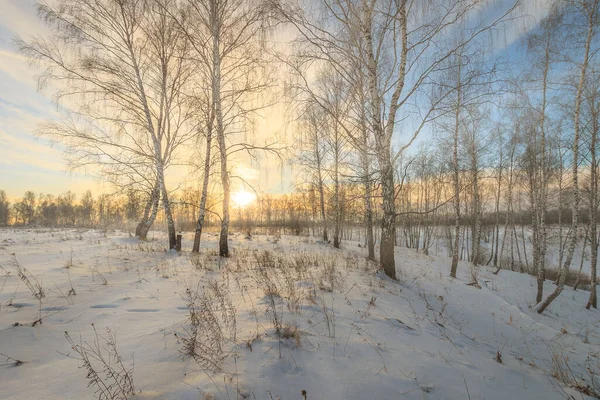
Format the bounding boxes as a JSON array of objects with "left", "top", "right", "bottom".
[{"left": 0, "top": 228, "right": 599, "bottom": 399}]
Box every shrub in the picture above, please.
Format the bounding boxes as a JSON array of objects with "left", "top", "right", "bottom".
[{"left": 64, "top": 325, "right": 135, "bottom": 400}]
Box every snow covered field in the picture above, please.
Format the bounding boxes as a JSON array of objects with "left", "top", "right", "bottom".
[{"left": 0, "top": 228, "right": 599, "bottom": 400}]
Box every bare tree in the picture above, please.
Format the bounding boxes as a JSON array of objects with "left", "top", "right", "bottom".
[
  {"left": 463, "top": 112, "right": 488, "bottom": 272},
  {"left": 520, "top": 10, "right": 563, "bottom": 303},
  {"left": 298, "top": 103, "right": 330, "bottom": 242},
  {"left": 0, "top": 191, "right": 9, "bottom": 226},
  {"left": 136, "top": 177, "right": 161, "bottom": 240},
  {"left": 583, "top": 67, "right": 600, "bottom": 309},
  {"left": 172, "top": 0, "right": 274, "bottom": 256},
  {"left": 192, "top": 88, "right": 216, "bottom": 252},
  {"left": 537, "top": 0, "right": 599, "bottom": 314},
  {"left": 436, "top": 42, "right": 499, "bottom": 279},
  {"left": 355, "top": 86, "right": 376, "bottom": 261},
  {"left": 19, "top": 0, "right": 196, "bottom": 249},
  {"left": 448, "top": 50, "right": 464, "bottom": 279},
  {"left": 491, "top": 125, "right": 505, "bottom": 270},
  {"left": 275, "top": 0, "right": 518, "bottom": 279},
  {"left": 313, "top": 69, "right": 352, "bottom": 248}
]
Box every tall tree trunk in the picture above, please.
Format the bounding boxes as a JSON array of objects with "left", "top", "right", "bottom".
[
  {"left": 135, "top": 200, "right": 150, "bottom": 238},
  {"left": 379, "top": 156, "right": 397, "bottom": 280},
  {"left": 316, "top": 151, "right": 328, "bottom": 242},
  {"left": 364, "top": 180, "right": 375, "bottom": 261},
  {"left": 157, "top": 162, "right": 176, "bottom": 249},
  {"left": 558, "top": 150, "right": 565, "bottom": 270},
  {"left": 493, "top": 142, "right": 503, "bottom": 270},
  {"left": 136, "top": 178, "right": 158, "bottom": 238},
  {"left": 527, "top": 137, "right": 542, "bottom": 301},
  {"left": 138, "top": 180, "right": 160, "bottom": 240},
  {"left": 450, "top": 56, "right": 462, "bottom": 278},
  {"left": 537, "top": 14, "right": 592, "bottom": 313},
  {"left": 333, "top": 124, "right": 341, "bottom": 249},
  {"left": 126, "top": 27, "right": 175, "bottom": 249},
  {"left": 193, "top": 117, "right": 214, "bottom": 253},
  {"left": 536, "top": 37, "right": 551, "bottom": 303},
  {"left": 210, "top": 1, "right": 230, "bottom": 258},
  {"left": 364, "top": 0, "right": 406, "bottom": 280},
  {"left": 588, "top": 90, "right": 599, "bottom": 309},
  {"left": 588, "top": 227, "right": 598, "bottom": 309},
  {"left": 310, "top": 185, "right": 316, "bottom": 237},
  {"left": 359, "top": 88, "right": 375, "bottom": 261},
  {"left": 471, "top": 140, "right": 481, "bottom": 271},
  {"left": 573, "top": 228, "right": 588, "bottom": 290}
]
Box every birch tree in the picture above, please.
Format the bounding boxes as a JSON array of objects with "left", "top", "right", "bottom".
[
  {"left": 437, "top": 43, "right": 499, "bottom": 279},
  {"left": 275, "top": 0, "right": 518, "bottom": 279},
  {"left": 0, "top": 191, "right": 9, "bottom": 226},
  {"left": 463, "top": 112, "right": 488, "bottom": 271},
  {"left": 312, "top": 69, "right": 352, "bottom": 248},
  {"left": 521, "top": 10, "right": 563, "bottom": 303},
  {"left": 583, "top": 67, "right": 600, "bottom": 309},
  {"left": 19, "top": 0, "right": 196, "bottom": 249},
  {"left": 345, "top": 73, "right": 377, "bottom": 259},
  {"left": 298, "top": 103, "right": 330, "bottom": 241},
  {"left": 191, "top": 87, "right": 216, "bottom": 252},
  {"left": 172, "top": 0, "right": 273, "bottom": 256},
  {"left": 537, "top": 0, "right": 600, "bottom": 313},
  {"left": 491, "top": 125, "right": 505, "bottom": 270}
]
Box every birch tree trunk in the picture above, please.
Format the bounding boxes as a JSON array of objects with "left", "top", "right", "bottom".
[
  {"left": 333, "top": 120, "right": 341, "bottom": 249},
  {"left": 537, "top": 6, "right": 594, "bottom": 313},
  {"left": 138, "top": 180, "right": 160, "bottom": 240},
  {"left": 361, "top": 114, "right": 376, "bottom": 260},
  {"left": 450, "top": 56, "right": 462, "bottom": 278},
  {"left": 136, "top": 178, "right": 159, "bottom": 239},
  {"left": 311, "top": 112, "right": 328, "bottom": 242},
  {"left": 210, "top": 1, "right": 230, "bottom": 258},
  {"left": 588, "top": 221, "right": 598, "bottom": 308},
  {"left": 379, "top": 153, "right": 397, "bottom": 279},
  {"left": 526, "top": 13, "right": 555, "bottom": 303},
  {"left": 193, "top": 115, "right": 214, "bottom": 253},
  {"left": 587, "top": 80, "right": 599, "bottom": 309},
  {"left": 470, "top": 133, "right": 482, "bottom": 271},
  {"left": 156, "top": 157, "right": 177, "bottom": 249},
  {"left": 493, "top": 132, "right": 503, "bottom": 270}
]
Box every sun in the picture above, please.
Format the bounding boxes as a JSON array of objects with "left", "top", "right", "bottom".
[{"left": 232, "top": 189, "right": 256, "bottom": 208}]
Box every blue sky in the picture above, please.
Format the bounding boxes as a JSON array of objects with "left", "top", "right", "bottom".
[
  {"left": 0, "top": 0, "right": 105, "bottom": 200},
  {"left": 0, "top": 0, "right": 550, "bottom": 202},
  {"left": 0, "top": 0, "right": 290, "bottom": 201}
]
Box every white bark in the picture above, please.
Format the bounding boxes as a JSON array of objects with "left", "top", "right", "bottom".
[{"left": 537, "top": 1, "right": 595, "bottom": 313}]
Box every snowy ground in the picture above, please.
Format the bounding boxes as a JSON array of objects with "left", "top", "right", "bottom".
[
  {"left": 395, "top": 225, "right": 595, "bottom": 276},
  {"left": 0, "top": 228, "right": 599, "bottom": 400}
]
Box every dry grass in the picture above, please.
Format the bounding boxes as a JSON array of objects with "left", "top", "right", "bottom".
[
  {"left": 281, "top": 323, "right": 302, "bottom": 346},
  {"left": 548, "top": 345, "right": 600, "bottom": 399},
  {"left": 64, "top": 325, "right": 135, "bottom": 400},
  {"left": 178, "top": 280, "right": 236, "bottom": 372}
]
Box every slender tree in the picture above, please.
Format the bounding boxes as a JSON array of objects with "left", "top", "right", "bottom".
[
  {"left": 276, "top": 0, "right": 517, "bottom": 279},
  {"left": 19, "top": 0, "right": 196, "bottom": 249},
  {"left": 172, "top": 0, "right": 274, "bottom": 256},
  {"left": 537, "top": 0, "right": 599, "bottom": 314}
]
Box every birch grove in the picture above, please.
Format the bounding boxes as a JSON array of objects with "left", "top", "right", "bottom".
[
  {"left": 11, "top": 0, "right": 600, "bottom": 314},
  {"left": 19, "top": 0, "right": 196, "bottom": 249}
]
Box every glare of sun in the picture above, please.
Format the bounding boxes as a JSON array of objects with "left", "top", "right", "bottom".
[{"left": 232, "top": 190, "right": 256, "bottom": 208}]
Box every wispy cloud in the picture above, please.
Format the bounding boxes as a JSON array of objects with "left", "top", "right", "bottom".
[
  {"left": 0, "top": 1, "right": 88, "bottom": 198},
  {"left": 0, "top": 0, "right": 553, "bottom": 200},
  {"left": 0, "top": 0, "right": 48, "bottom": 41}
]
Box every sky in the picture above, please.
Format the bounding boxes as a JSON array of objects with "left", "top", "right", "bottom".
[
  {"left": 0, "top": 0, "right": 109, "bottom": 200},
  {"left": 0, "top": 0, "right": 551, "bottom": 202}
]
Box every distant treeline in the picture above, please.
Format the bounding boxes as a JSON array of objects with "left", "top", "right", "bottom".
[{"left": 0, "top": 184, "right": 587, "bottom": 233}]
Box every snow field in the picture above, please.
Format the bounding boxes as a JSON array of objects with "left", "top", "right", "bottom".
[{"left": 0, "top": 228, "right": 599, "bottom": 399}]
